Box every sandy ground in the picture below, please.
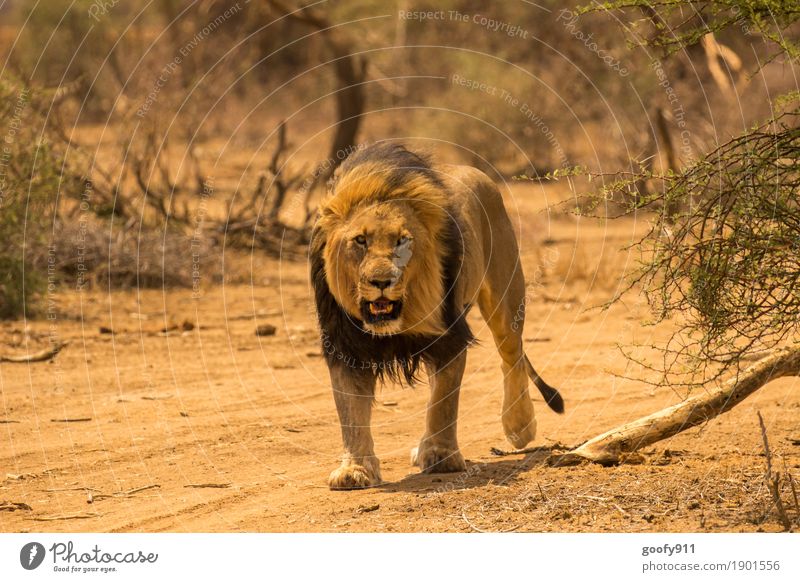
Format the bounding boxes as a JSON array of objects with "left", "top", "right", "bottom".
[{"left": 1, "top": 183, "right": 798, "bottom": 533}]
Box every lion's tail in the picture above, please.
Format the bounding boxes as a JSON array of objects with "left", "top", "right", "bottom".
[{"left": 523, "top": 354, "right": 564, "bottom": 414}]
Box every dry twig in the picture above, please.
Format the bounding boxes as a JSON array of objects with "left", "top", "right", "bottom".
[{"left": 758, "top": 411, "right": 792, "bottom": 531}]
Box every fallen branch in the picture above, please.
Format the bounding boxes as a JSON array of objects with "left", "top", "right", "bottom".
[
  {"left": 549, "top": 347, "right": 800, "bottom": 466},
  {"left": 29, "top": 511, "right": 100, "bottom": 521},
  {"left": 6, "top": 473, "right": 36, "bottom": 481},
  {"left": 0, "top": 501, "right": 32, "bottom": 511},
  {"left": 89, "top": 483, "right": 161, "bottom": 503},
  {"left": 0, "top": 341, "right": 68, "bottom": 363},
  {"left": 122, "top": 484, "right": 160, "bottom": 495},
  {"left": 41, "top": 487, "right": 102, "bottom": 493},
  {"left": 490, "top": 444, "right": 566, "bottom": 457},
  {"left": 461, "top": 508, "right": 520, "bottom": 533}
]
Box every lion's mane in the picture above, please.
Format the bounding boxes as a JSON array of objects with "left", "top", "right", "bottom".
[{"left": 309, "top": 143, "right": 474, "bottom": 384}]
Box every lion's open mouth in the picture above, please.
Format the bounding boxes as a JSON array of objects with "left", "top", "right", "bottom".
[{"left": 361, "top": 298, "right": 402, "bottom": 324}]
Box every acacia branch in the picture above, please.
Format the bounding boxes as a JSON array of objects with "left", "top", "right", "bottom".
[{"left": 549, "top": 347, "right": 800, "bottom": 466}]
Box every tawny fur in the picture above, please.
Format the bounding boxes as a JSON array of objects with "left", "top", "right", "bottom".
[
  {"left": 317, "top": 162, "right": 451, "bottom": 336},
  {"left": 311, "top": 143, "right": 563, "bottom": 490}
]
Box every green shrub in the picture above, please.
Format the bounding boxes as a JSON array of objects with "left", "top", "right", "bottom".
[{"left": 0, "top": 76, "right": 63, "bottom": 319}]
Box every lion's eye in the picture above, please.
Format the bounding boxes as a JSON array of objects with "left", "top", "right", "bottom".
[
  {"left": 354, "top": 235, "right": 367, "bottom": 246},
  {"left": 396, "top": 236, "right": 410, "bottom": 247}
]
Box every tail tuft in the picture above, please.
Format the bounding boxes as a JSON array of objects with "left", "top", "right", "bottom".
[{"left": 523, "top": 355, "right": 565, "bottom": 414}]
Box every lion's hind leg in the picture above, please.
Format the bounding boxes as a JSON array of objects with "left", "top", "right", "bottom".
[{"left": 477, "top": 270, "right": 537, "bottom": 449}]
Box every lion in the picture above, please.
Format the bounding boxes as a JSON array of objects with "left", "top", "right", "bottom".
[{"left": 310, "top": 142, "right": 564, "bottom": 490}]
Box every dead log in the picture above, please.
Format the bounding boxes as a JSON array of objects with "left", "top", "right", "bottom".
[
  {"left": 0, "top": 341, "right": 68, "bottom": 363},
  {"left": 549, "top": 347, "right": 800, "bottom": 466}
]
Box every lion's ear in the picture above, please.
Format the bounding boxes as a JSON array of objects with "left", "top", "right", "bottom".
[
  {"left": 319, "top": 201, "right": 337, "bottom": 217},
  {"left": 313, "top": 209, "right": 343, "bottom": 247},
  {"left": 326, "top": 165, "right": 343, "bottom": 193}
]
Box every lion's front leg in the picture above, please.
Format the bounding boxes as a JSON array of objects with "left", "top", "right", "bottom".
[
  {"left": 327, "top": 362, "right": 381, "bottom": 490},
  {"left": 412, "top": 350, "right": 467, "bottom": 473}
]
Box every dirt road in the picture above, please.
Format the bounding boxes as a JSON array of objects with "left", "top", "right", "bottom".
[{"left": 2, "top": 187, "right": 798, "bottom": 532}]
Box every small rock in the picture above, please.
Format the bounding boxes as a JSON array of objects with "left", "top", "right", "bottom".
[{"left": 255, "top": 324, "right": 277, "bottom": 337}]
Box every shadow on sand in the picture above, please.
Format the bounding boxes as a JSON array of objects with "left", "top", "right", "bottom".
[{"left": 378, "top": 445, "right": 565, "bottom": 493}]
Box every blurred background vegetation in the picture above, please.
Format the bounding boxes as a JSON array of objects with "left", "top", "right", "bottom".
[{"left": 0, "top": 0, "right": 797, "bottom": 330}]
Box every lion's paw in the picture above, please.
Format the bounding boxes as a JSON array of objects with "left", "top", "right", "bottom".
[
  {"left": 328, "top": 458, "right": 381, "bottom": 490},
  {"left": 411, "top": 444, "right": 466, "bottom": 473},
  {"left": 503, "top": 414, "right": 537, "bottom": 449},
  {"left": 503, "top": 419, "right": 536, "bottom": 449}
]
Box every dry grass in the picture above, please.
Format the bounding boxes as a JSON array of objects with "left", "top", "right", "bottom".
[
  {"left": 446, "top": 451, "right": 796, "bottom": 533},
  {"left": 49, "top": 218, "right": 217, "bottom": 290}
]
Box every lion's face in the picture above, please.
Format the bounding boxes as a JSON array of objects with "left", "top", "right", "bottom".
[{"left": 322, "top": 201, "right": 444, "bottom": 336}]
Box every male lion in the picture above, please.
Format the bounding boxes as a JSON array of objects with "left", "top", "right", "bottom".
[{"left": 310, "top": 143, "right": 564, "bottom": 490}]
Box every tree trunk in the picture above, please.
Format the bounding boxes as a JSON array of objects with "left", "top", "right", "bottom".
[{"left": 266, "top": 0, "right": 367, "bottom": 182}]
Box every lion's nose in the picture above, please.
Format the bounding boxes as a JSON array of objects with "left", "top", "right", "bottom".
[{"left": 369, "top": 279, "right": 392, "bottom": 290}]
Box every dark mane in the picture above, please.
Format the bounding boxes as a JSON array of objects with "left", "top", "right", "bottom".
[{"left": 328, "top": 142, "right": 445, "bottom": 194}]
